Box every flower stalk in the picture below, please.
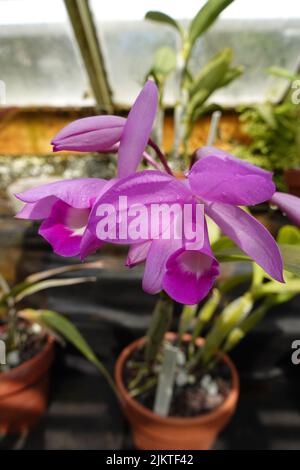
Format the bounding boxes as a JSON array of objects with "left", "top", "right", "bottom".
[{"left": 145, "top": 292, "right": 174, "bottom": 366}]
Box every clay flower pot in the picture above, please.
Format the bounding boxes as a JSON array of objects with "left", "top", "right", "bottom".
[
  {"left": 115, "top": 334, "right": 239, "bottom": 450},
  {"left": 0, "top": 336, "right": 55, "bottom": 434}
]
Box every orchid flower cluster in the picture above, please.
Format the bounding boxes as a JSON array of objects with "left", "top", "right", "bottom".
[{"left": 16, "top": 81, "right": 300, "bottom": 307}]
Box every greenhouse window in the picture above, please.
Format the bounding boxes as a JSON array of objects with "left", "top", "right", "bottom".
[{"left": 0, "top": 0, "right": 299, "bottom": 108}]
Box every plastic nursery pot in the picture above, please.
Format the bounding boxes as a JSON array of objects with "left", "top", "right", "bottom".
[
  {"left": 115, "top": 333, "right": 239, "bottom": 450},
  {"left": 0, "top": 336, "right": 55, "bottom": 434}
]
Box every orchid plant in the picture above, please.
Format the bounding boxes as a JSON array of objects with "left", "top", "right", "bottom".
[
  {"left": 0, "top": 263, "right": 115, "bottom": 391},
  {"left": 180, "top": 224, "right": 300, "bottom": 371},
  {"left": 235, "top": 66, "right": 300, "bottom": 191},
  {"left": 13, "top": 76, "right": 300, "bottom": 412},
  {"left": 144, "top": 0, "right": 243, "bottom": 162}
]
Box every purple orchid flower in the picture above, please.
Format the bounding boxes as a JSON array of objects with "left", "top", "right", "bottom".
[
  {"left": 15, "top": 81, "right": 158, "bottom": 258},
  {"left": 270, "top": 192, "right": 300, "bottom": 227},
  {"left": 51, "top": 115, "right": 125, "bottom": 153},
  {"left": 88, "top": 147, "right": 283, "bottom": 304},
  {"left": 51, "top": 80, "right": 158, "bottom": 174},
  {"left": 141, "top": 219, "right": 220, "bottom": 304},
  {"left": 16, "top": 178, "right": 108, "bottom": 257},
  {"left": 14, "top": 77, "right": 285, "bottom": 305}
]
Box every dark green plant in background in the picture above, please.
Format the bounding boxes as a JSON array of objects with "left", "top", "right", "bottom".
[
  {"left": 235, "top": 67, "right": 300, "bottom": 191},
  {"left": 126, "top": 224, "right": 300, "bottom": 405},
  {"left": 0, "top": 262, "right": 117, "bottom": 394},
  {"left": 145, "top": 0, "right": 243, "bottom": 166}
]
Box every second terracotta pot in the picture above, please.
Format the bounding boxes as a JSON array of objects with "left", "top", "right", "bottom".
[
  {"left": 0, "top": 336, "right": 55, "bottom": 434},
  {"left": 115, "top": 334, "right": 239, "bottom": 450}
]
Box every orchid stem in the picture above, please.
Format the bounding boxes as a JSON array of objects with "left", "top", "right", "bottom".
[
  {"left": 129, "top": 377, "right": 157, "bottom": 398},
  {"left": 148, "top": 139, "right": 173, "bottom": 175},
  {"left": 145, "top": 292, "right": 174, "bottom": 365},
  {"left": 206, "top": 111, "right": 222, "bottom": 146},
  {"left": 143, "top": 151, "right": 163, "bottom": 171}
]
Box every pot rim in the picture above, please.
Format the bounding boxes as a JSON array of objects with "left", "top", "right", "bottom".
[
  {"left": 115, "top": 332, "right": 239, "bottom": 426},
  {"left": 0, "top": 335, "right": 54, "bottom": 383}
]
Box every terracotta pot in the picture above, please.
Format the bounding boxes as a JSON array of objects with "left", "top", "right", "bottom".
[
  {"left": 0, "top": 336, "right": 55, "bottom": 434},
  {"left": 284, "top": 169, "right": 300, "bottom": 197},
  {"left": 115, "top": 333, "right": 239, "bottom": 450}
]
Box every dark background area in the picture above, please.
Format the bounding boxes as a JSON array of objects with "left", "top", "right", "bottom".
[{"left": 0, "top": 216, "right": 299, "bottom": 450}]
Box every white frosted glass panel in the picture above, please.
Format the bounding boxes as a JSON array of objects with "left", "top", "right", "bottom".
[
  {"left": 93, "top": 17, "right": 300, "bottom": 106},
  {"left": 0, "top": 0, "right": 93, "bottom": 106}
]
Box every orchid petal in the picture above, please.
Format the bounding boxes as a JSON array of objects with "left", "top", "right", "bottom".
[
  {"left": 78, "top": 179, "right": 119, "bottom": 259},
  {"left": 118, "top": 80, "right": 158, "bottom": 178},
  {"left": 141, "top": 205, "right": 201, "bottom": 293},
  {"left": 39, "top": 200, "right": 90, "bottom": 257},
  {"left": 205, "top": 201, "right": 284, "bottom": 282},
  {"left": 270, "top": 192, "right": 300, "bottom": 227},
  {"left": 163, "top": 249, "right": 219, "bottom": 304},
  {"left": 80, "top": 228, "right": 105, "bottom": 261},
  {"left": 162, "top": 219, "right": 219, "bottom": 304},
  {"left": 51, "top": 116, "right": 125, "bottom": 152},
  {"left": 142, "top": 237, "right": 183, "bottom": 294},
  {"left": 88, "top": 170, "right": 192, "bottom": 243},
  {"left": 15, "top": 178, "right": 107, "bottom": 209},
  {"left": 15, "top": 196, "right": 58, "bottom": 220},
  {"left": 190, "top": 147, "right": 275, "bottom": 205},
  {"left": 126, "top": 241, "right": 152, "bottom": 267}
]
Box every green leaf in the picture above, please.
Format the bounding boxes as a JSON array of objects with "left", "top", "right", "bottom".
[
  {"left": 188, "top": 0, "right": 234, "bottom": 50},
  {"left": 178, "top": 304, "right": 198, "bottom": 342},
  {"left": 190, "top": 103, "right": 221, "bottom": 122},
  {"left": 145, "top": 294, "right": 173, "bottom": 364},
  {"left": 37, "top": 310, "right": 99, "bottom": 362},
  {"left": 15, "top": 276, "right": 96, "bottom": 302},
  {"left": 187, "top": 89, "right": 211, "bottom": 118},
  {"left": 251, "top": 263, "right": 266, "bottom": 288},
  {"left": 192, "top": 288, "right": 220, "bottom": 340},
  {"left": 220, "top": 65, "right": 244, "bottom": 87},
  {"left": 256, "top": 103, "right": 277, "bottom": 129},
  {"left": 280, "top": 244, "right": 300, "bottom": 277},
  {"left": 0, "top": 260, "right": 118, "bottom": 307},
  {"left": 258, "top": 278, "right": 300, "bottom": 296},
  {"left": 267, "top": 66, "right": 300, "bottom": 82},
  {"left": 211, "top": 236, "right": 234, "bottom": 252},
  {"left": 21, "top": 309, "right": 117, "bottom": 394},
  {"left": 277, "top": 226, "right": 300, "bottom": 245},
  {"left": 187, "top": 49, "right": 233, "bottom": 119},
  {"left": 222, "top": 301, "right": 269, "bottom": 353},
  {"left": 25, "top": 260, "right": 108, "bottom": 284},
  {"left": 189, "top": 48, "right": 233, "bottom": 97},
  {"left": 206, "top": 216, "right": 221, "bottom": 244},
  {"left": 219, "top": 273, "right": 251, "bottom": 294},
  {"left": 145, "top": 11, "right": 182, "bottom": 35},
  {"left": 0, "top": 276, "right": 96, "bottom": 306},
  {"left": 212, "top": 236, "right": 250, "bottom": 262},
  {"left": 152, "top": 46, "right": 176, "bottom": 78},
  {"left": 199, "top": 293, "right": 253, "bottom": 366},
  {"left": 214, "top": 241, "right": 300, "bottom": 277}
]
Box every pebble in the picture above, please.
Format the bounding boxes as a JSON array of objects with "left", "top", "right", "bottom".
[{"left": 7, "top": 350, "right": 20, "bottom": 367}]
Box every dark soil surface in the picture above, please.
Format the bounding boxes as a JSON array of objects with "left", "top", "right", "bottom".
[
  {"left": 0, "top": 321, "right": 46, "bottom": 372},
  {"left": 123, "top": 342, "right": 232, "bottom": 418}
]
